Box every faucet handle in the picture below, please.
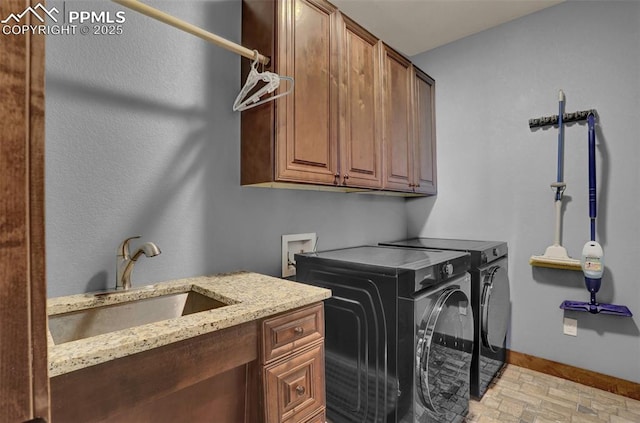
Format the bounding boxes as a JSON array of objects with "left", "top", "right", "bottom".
[{"left": 117, "top": 235, "right": 141, "bottom": 258}]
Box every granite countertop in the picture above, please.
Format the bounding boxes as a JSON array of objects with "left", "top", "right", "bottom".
[{"left": 47, "top": 271, "right": 331, "bottom": 377}]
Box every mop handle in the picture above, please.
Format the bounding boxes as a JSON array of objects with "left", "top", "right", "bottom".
[
  {"left": 588, "top": 113, "right": 597, "bottom": 241},
  {"left": 555, "top": 90, "right": 565, "bottom": 201}
]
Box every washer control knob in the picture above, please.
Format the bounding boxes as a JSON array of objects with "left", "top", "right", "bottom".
[
  {"left": 444, "top": 263, "right": 454, "bottom": 276},
  {"left": 493, "top": 248, "right": 500, "bottom": 257}
]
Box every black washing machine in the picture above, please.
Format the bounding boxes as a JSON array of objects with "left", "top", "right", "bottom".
[
  {"left": 295, "top": 246, "right": 474, "bottom": 423},
  {"left": 380, "top": 238, "right": 510, "bottom": 399}
]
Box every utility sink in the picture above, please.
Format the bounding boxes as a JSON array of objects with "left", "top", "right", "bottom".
[{"left": 48, "top": 289, "right": 229, "bottom": 345}]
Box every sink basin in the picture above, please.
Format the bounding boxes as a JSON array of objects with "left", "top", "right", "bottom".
[{"left": 49, "top": 290, "right": 228, "bottom": 345}]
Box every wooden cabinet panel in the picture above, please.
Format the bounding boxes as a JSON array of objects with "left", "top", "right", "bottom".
[
  {"left": 263, "top": 303, "right": 324, "bottom": 364},
  {"left": 381, "top": 44, "right": 414, "bottom": 192},
  {"left": 276, "top": 0, "right": 339, "bottom": 184},
  {"left": 413, "top": 67, "right": 437, "bottom": 195},
  {"left": 240, "top": 0, "right": 277, "bottom": 186},
  {"left": 264, "top": 343, "right": 325, "bottom": 423},
  {"left": 0, "top": 0, "right": 49, "bottom": 421},
  {"left": 1, "top": 22, "right": 32, "bottom": 419},
  {"left": 51, "top": 321, "right": 259, "bottom": 422},
  {"left": 101, "top": 366, "right": 248, "bottom": 423},
  {"left": 338, "top": 14, "right": 382, "bottom": 188}
]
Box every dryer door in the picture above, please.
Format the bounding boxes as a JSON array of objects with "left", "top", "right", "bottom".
[
  {"left": 416, "top": 287, "right": 473, "bottom": 416},
  {"left": 481, "top": 265, "right": 510, "bottom": 352}
]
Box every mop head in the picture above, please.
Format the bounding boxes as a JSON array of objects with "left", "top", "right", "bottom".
[
  {"left": 560, "top": 300, "right": 633, "bottom": 317},
  {"left": 530, "top": 245, "right": 582, "bottom": 271}
]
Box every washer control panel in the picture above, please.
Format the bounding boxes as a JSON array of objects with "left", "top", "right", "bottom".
[
  {"left": 480, "top": 243, "right": 507, "bottom": 265},
  {"left": 414, "top": 255, "right": 471, "bottom": 293}
]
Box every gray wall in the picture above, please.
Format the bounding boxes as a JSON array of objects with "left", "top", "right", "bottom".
[
  {"left": 45, "top": 0, "right": 406, "bottom": 297},
  {"left": 46, "top": 0, "right": 640, "bottom": 384},
  {"left": 409, "top": 1, "right": 640, "bottom": 382}
]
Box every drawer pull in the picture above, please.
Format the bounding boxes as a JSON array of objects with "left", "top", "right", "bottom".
[
  {"left": 295, "top": 385, "right": 306, "bottom": 396},
  {"left": 294, "top": 326, "right": 304, "bottom": 335}
]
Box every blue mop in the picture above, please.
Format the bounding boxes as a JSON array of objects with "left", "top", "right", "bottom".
[{"left": 560, "top": 113, "right": 632, "bottom": 316}]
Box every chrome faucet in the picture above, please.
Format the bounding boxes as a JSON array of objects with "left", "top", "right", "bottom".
[{"left": 116, "top": 236, "right": 161, "bottom": 290}]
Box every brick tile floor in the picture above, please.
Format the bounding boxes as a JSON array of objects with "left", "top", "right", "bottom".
[{"left": 466, "top": 365, "right": 640, "bottom": 423}]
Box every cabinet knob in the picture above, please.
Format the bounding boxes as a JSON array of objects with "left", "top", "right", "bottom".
[
  {"left": 295, "top": 385, "right": 306, "bottom": 396},
  {"left": 294, "top": 326, "right": 304, "bottom": 335},
  {"left": 333, "top": 173, "right": 340, "bottom": 185},
  {"left": 343, "top": 174, "right": 350, "bottom": 185}
]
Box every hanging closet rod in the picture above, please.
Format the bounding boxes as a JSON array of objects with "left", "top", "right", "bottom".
[{"left": 112, "top": 0, "right": 270, "bottom": 65}]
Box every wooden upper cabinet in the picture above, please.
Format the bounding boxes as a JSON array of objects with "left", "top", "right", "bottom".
[
  {"left": 412, "top": 67, "right": 437, "bottom": 195},
  {"left": 337, "top": 13, "right": 382, "bottom": 188},
  {"left": 241, "top": 0, "right": 340, "bottom": 187},
  {"left": 276, "top": 0, "right": 339, "bottom": 185},
  {"left": 381, "top": 44, "right": 414, "bottom": 192},
  {"left": 240, "top": 0, "right": 435, "bottom": 195}
]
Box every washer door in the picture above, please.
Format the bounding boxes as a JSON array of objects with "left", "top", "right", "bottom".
[
  {"left": 416, "top": 287, "right": 473, "bottom": 415},
  {"left": 481, "top": 265, "right": 510, "bottom": 352}
]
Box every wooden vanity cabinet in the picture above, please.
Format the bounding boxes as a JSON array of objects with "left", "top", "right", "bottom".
[
  {"left": 50, "top": 302, "right": 327, "bottom": 423},
  {"left": 260, "top": 303, "right": 326, "bottom": 423}
]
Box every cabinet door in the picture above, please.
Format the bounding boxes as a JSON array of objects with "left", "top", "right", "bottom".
[
  {"left": 264, "top": 343, "right": 325, "bottom": 423},
  {"left": 381, "top": 44, "right": 414, "bottom": 192},
  {"left": 413, "top": 67, "right": 437, "bottom": 195},
  {"left": 276, "top": 0, "right": 339, "bottom": 185},
  {"left": 338, "top": 14, "right": 382, "bottom": 188}
]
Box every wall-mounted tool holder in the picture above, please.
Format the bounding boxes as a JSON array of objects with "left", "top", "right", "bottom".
[{"left": 529, "top": 109, "right": 597, "bottom": 129}]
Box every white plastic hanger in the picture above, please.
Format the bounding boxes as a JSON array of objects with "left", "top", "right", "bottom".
[{"left": 233, "top": 51, "right": 294, "bottom": 112}]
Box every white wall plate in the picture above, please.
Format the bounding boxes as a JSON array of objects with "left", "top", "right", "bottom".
[{"left": 281, "top": 233, "right": 316, "bottom": 277}]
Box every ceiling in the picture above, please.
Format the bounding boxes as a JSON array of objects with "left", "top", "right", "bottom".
[{"left": 330, "top": 0, "right": 564, "bottom": 56}]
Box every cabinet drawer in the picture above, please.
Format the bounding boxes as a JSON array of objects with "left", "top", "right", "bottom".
[
  {"left": 262, "top": 303, "right": 324, "bottom": 363},
  {"left": 303, "top": 409, "right": 326, "bottom": 423},
  {"left": 264, "top": 343, "right": 325, "bottom": 423}
]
